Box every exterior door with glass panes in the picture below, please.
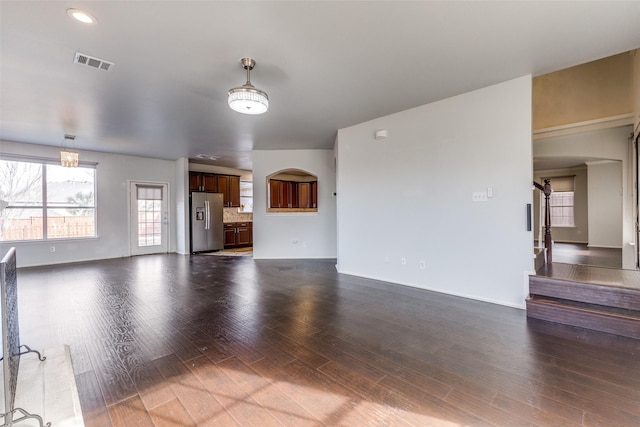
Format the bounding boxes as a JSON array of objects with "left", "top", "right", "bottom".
[{"left": 129, "top": 182, "right": 168, "bottom": 255}]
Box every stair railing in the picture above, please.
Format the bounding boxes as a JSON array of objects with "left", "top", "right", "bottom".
[{"left": 533, "top": 179, "right": 553, "bottom": 264}]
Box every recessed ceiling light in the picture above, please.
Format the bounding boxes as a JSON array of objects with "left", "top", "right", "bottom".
[{"left": 67, "top": 8, "right": 97, "bottom": 24}]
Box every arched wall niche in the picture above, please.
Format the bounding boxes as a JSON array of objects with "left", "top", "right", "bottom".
[{"left": 266, "top": 168, "right": 318, "bottom": 212}]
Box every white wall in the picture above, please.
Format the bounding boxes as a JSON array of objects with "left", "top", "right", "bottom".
[
  {"left": 587, "top": 160, "right": 622, "bottom": 248},
  {"left": 336, "top": 76, "right": 533, "bottom": 308},
  {"left": 252, "top": 149, "right": 337, "bottom": 259},
  {"left": 534, "top": 126, "right": 634, "bottom": 267},
  {"left": 0, "top": 141, "right": 178, "bottom": 267},
  {"left": 175, "top": 157, "right": 189, "bottom": 254}
]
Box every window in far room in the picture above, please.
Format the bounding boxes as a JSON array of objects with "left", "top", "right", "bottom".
[
  {"left": 544, "top": 175, "right": 575, "bottom": 227},
  {"left": 0, "top": 157, "right": 96, "bottom": 241},
  {"left": 240, "top": 180, "right": 253, "bottom": 213}
]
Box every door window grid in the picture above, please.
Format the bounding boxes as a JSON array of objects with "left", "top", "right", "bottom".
[{"left": 136, "top": 186, "right": 162, "bottom": 247}]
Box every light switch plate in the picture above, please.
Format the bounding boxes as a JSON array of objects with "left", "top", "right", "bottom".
[{"left": 472, "top": 192, "right": 488, "bottom": 202}]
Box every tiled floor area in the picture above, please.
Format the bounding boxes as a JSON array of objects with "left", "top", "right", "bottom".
[{"left": 10, "top": 345, "right": 84, "bottom": 427}]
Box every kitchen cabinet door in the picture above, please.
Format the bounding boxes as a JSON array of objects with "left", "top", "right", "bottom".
[
  {"left": 189, "top": 172, "right": 217, "bottom": 192},
  {"left": 236, "top": 222, "right": 252, "bottom": 246},
  {"left": 189, "top": 172, "right": 201, "bottom": 192},
  {"left": 217, "top": 175, "right": 229, "bottom": 205},
  {"left": 224, "top": 224, "right": 236, "bottom": 247},
  {"left": 217, "top": 175, "right": 241, "bottom": 207},
  {"left": 310, "top": 181, "right": 318, "bottom": 208},
  {"left": 298, "top": 183, "right": 311, "bottom": 208},
  {"left": 269, "top": 180, "right": 283, "bottom": 208},
  {"left": 202, "top": 174, "right": 217, "bottom": 192},
  {"left": 228, "top": 176, "right": 240, "bottom": 207}
]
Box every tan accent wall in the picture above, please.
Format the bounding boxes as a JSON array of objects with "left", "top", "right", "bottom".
[{"left": 533, "top": 52, "right": 633, "bottom": 130}]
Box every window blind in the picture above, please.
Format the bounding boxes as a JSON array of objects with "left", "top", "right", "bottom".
[
  {"left": 544, "top": 176, "right": 574, "bottom": 192},
  {"left": 137, "top": 185, "right": 163, "bottom": 200}
]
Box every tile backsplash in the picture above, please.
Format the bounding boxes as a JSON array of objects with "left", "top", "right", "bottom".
[{"left": 223, "top": 208, "right": 253, "bottom": 223}]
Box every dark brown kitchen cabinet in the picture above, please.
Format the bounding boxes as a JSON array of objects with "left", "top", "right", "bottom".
[
  {"left": 189, "top": 172, "right": 240, "bottom": 207},
  {"left": 224, "top": 223, "right": 237, "bottom": 248},
  {"left": 224, "top": 222, "right": 252, "bottom": 248},
  {"left": 228, "top": 176, "right": 240, "bottom": 207},
  {"left": 269, "top": 179, "right": 317, "bottom": 209},
  {"left": 236, "top": 222, "right": 252, "bottom": 246},
  {"left": 298, "top": 183, "right": 311, "bottom": 208},
  {"left": 269, "top": 180, "right": 282, "bottom": 208},
  {"left": 269, "top": 180, "right": 298, "bottom": 208},
  {"left": 310, "top": 181, "right": 318, "bottom": 208},
  {"left": 217, "top": 175, "right": 241, "bottom": 207},
  {"left": 189, "top": 172, "right": 218, "bottom": 192}
]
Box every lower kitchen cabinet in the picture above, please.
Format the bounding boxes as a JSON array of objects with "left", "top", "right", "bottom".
[
  {"left": 236, "top": 223, "right": 252, "bottom": 246},
  {"left": 224, "top": 222, "right": 252, "bottom": 248},
  {"left": 224, "top": 224, "right": 237, "bottom": 248}
]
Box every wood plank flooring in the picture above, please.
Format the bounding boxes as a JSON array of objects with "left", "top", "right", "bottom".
[
  {"left": 536, "top": 262, "right": 640, "bottom": 291},
  {"left": 16, "top": 254, "right": 640, "bottom": 426},
  {"left": 547, "top": 242, "right": 622, "bottom": 269}
]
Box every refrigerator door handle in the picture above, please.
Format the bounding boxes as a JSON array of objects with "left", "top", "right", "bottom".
[{"left": 205, "top": 200, "right": 210, "bottom": 230}]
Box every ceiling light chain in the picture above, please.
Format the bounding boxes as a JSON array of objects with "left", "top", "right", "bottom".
[{"left": 228, "top": 57, "right": 269, "bottom": 115}]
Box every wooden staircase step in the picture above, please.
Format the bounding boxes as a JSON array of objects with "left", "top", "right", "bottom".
[
  {"left": 529, "top": 275, "right": 640, "bottom": 311},
  {"left": 526, "top": 295, "right": 640, "bottom": 340}
]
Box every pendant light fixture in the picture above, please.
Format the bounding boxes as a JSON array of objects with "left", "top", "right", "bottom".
[
  {"left": 60, "top": 134, "right": 79, "bottom": 167},
  {"left": 228, "top": 57, "right": 269, "bottom": 115}
]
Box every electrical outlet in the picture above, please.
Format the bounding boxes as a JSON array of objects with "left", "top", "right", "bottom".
[
  {"left": 384, "top": 256, "right": 390, "bottom": 263},
  {"left": 419, "top": 260, "right": 426, "bottom": 269},
  {"left": 401, "top": 257, "right": 407, "bottom": 265},
  {"left": 472, "top": 192, "right": 488, "bottom": 202},
  {"left": 50, "top": 246, "right": 56, "bottom": 253}
]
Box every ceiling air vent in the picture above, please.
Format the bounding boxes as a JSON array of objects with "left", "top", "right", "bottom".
[{"left": 74, "top": 52, "right": 114, "bottom": 71}]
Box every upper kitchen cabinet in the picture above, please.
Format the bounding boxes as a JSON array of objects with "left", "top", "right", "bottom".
[
  {"left": 267, "top": 169, "right": 317, "bottom": 212},
  {"left": 189, "top": 172, "right": 217, "bottom": 192},
  {"left": 189, "top": 172, "right": 240, "bottom": 207},
  {"left": 217, "top": 175, "right": 241, "bottom": 207}
]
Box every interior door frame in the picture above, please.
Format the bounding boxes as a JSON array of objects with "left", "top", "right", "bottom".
[{"left": 128, "top": 180, "right": 170, "bottom": 256}]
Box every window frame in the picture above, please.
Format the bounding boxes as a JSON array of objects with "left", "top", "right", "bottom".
[
  {"left": 548, "top": 191, "right": 575, "bottom": 227},
  {"left": 542, "top": 175, "right": 576, "bottom": 228},
  {"left": 239, "top": 180, "right": 253, "bottom": 213},
  {"left": 0, "top": 154, "right": 98, "bottom": 242}
]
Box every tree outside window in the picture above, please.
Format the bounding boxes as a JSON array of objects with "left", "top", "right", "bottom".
[{"left": 0, "top": 158, "right": 96, "bottom": 241}]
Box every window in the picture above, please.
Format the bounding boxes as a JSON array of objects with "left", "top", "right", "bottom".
[
  {"left": 544, "top": 176, "right": 575, "bottom": 227},
  {"left": 136, "top": 186, "right": 162, "bottom": 246},
  {"left": 240, "top": 180, "right": 253, "bottom": 213},
  {"left": 0, "top": 157, "right": 96, "bottom": 241}
]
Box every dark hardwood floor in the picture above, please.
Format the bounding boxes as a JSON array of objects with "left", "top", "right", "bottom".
[
  {"left": 536, "top": 262, "right": 640, "bottom": 291},
  {"left": 548, "top": 242, "right": 622, "bottom": 269},
  {"left": 16, "top": 254, "right": 640, "bottom": 426}
]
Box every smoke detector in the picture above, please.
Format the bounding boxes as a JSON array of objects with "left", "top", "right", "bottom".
[{"left": 74, "top": 52, "right": 114, "bottom": 71}]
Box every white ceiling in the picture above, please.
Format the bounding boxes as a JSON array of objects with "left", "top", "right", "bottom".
[{"left": 2, "top": 1, "right": 639, "bottom": 170}]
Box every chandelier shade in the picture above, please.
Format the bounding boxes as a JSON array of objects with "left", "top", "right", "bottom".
[
  {"left": 228, "top": 58, "right": 269, "bottom": 115},
  {"left": 60, "top": 134, "right": 79, "bottom": 167},
  {"left": 60, "top": 150, "right": 79, "bottom": 167}
]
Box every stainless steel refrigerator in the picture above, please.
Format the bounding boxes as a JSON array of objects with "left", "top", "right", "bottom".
[{"left": 190, "top": 192, "right": 224, "bottom": 253}]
